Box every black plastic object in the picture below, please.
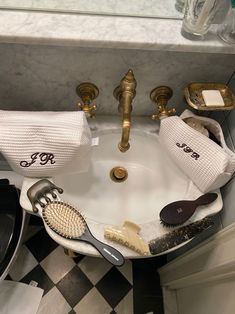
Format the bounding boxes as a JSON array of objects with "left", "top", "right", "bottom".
[
  {"left": 80, "top": 224, "right": 125, "bottom": 267},
  {"left": 42, "top": 201, "right": 125, "bottom": 267},
  {"left": 149, "top": 217, "right": 214, "bottom": 255},
  {"left": 160, "top": 193, "right": 218, "bottom": 227},
  {"left": 0, "top": 180, "right": 23, "bottom": 276},
  {"left": 27, "top": 179, "right": 63, "bottom": 213}
]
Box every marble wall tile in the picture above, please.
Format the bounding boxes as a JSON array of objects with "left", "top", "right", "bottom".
[
  {"left": 219, "top": 72, "right": 235, "bottom": 228},
  {"left": 0, "top": 43, "right": 234, "bottom": 116},
  {"left": 0, "top": 0, "right": 182, "bottom": 19}
]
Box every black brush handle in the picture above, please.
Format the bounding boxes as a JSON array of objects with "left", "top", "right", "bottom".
[
  {"left": 195, "top": 193, "right": 218, "bottom": 206},
  {"left": 80, "top": 229, "right": 125, "bottom": 267}
]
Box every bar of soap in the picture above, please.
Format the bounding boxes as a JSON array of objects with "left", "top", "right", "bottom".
[{"left": 202, "top": 90, "right": 225, "bottom": 107}]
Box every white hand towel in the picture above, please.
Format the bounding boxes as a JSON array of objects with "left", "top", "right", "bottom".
[
  {"left": 159, "top": 110, "right": 235, "bottom": 193},
  {"left": 0, "top": 111, "right": 91, "bottom": 177}
]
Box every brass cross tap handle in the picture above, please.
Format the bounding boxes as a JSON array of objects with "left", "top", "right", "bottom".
[
  {"left": 76, "top": 82, "right": 99, "bottom": 118},
  {"left": 150, "top": 86, "right": 176, "bottom": 120}
]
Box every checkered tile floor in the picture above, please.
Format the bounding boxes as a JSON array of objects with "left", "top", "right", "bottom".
[{"left": 7, "top": 217, "right": 166, "bottom": 314}]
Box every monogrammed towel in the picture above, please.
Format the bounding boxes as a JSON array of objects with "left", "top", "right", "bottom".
[
  {"left": 0, "top": 111, "right": 91, "bottom": 177},
  {"left": 159, "top": 110, "right": 235, "bottom": 193}
]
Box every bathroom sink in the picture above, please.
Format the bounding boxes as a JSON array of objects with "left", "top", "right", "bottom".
[
  {"left": 54, "top": 129, "right": 190, "bottom": 225},
  {"left": 20, "top": 127, "right": 223, "bottom": 257}
]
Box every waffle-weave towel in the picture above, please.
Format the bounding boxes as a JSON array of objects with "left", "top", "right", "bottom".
[
  {"left": 0, "top": 111, "right": 91, "bottom": 177},
  {"left": 159, "top": 110, "right": 235, "bottom": 193}
]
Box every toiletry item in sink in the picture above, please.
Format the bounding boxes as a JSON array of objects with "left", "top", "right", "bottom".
[
  {"left": 104, "top": 221, "right": 150, "bottom": 256},
  {"left": 27, "top": 179, "right": 63, "bottom": 213},
  {"left": 184, "top": 117, "right": 209, "bottom": 137},
  {"left": 27, "top": 180, "right": 124, "bottom": 266},
  {"left": 202, "top": 90, "right": 225, "bottom": 107},
  {"left": 159, "top": 193, "right": 218, "bottom": 227},
  {"left": 149, "top": 217, "right": 214, "bottom": 255},
  {"left": 42, "top": 201, "right": 124, "bottom": 266},
  {"left": 184, "top": 117, "right": 221, "bottom": 146}
]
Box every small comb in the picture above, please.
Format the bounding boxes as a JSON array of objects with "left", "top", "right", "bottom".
[{"left": 104, "top": 221, "right": 150, "bottom": 256}]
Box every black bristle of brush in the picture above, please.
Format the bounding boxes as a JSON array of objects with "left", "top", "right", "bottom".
[{"left": 159, "top": 193, "right": 218, "bottom": 228}]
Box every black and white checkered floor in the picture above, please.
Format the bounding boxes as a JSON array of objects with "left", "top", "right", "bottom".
[{"left": 7, "top": 217, "right": 166, "bottom": 314}]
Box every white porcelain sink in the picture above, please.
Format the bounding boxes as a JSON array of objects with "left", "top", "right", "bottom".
[
  {"left": 54, "top": 129, "right": 191, "bottom": 225},
  {"left": 21, "top": 127, "right": 223, "bottom": 257}
]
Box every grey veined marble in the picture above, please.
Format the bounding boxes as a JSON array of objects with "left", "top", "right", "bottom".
[
  {"left": 0, "top": 43, "right": 234, "bottom": 115},
  {"left": 0, "top": 0, "right": 182, "bottom": 19}
]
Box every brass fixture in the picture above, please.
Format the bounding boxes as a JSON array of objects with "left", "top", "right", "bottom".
[
  {"left": 76, "top": 82, "right": 99, "bottom": 118},
  {"left": 110, "top": 166, "right": 128, "bottom": 183},
  {"left": 113, "top": 69, "right": 137, "bottom": 152},
  {"left": 150, "top": 86, "right": 176, "bottom": 120},
  {"left": 184, "top": 83, "right": 235, "bottom": 111},
  {"left": 64, "top": 248, "right": 79, "bottom": 258}
]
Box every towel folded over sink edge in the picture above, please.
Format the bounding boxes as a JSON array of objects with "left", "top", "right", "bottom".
[{"left": 0, "top": 110, "right": 92, "bottom": 177}]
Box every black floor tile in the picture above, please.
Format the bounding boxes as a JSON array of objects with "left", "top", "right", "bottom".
[
  {"left": 29, "top": 215, "right": 44, "bottom": 226},
  {"left": 56, "top": 265, "right": 93, "bottom": 308},
  {"left": 73, "top": 253, "right": 85, "bottom": 264},
  {"left": 25, "top": 228, "right": 58, "bottom": 262},
  {"left": 96, "top": 267, "right": 132, "bottom": 308},
  {"left": 4, "top": 274, "right": 12, "bottom": 281},
  {"left": 20, "top": 265, "right": 54, "bottom": 296},
  {"left": 134, "top": 296, "right": 164, "bottom": 314},
  {"left": 133, "top": 266, "right": 162, "bottom": 297},
  {"left": 68, "top": 310, "right": 76, "bottom": 314},
  {"left": 132, "top": 255, "right": 167, "bottom": 269}
]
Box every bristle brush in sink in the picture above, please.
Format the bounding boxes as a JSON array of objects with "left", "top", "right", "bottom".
[
  {"left": 159, "top": 193, "right": 218, "bottom": 227},
  {"left": 149, "top": 217, "right": 214, "bottom": 255},
  {"left": 27, "top": 180, "right": 124, "bottom": 266}
]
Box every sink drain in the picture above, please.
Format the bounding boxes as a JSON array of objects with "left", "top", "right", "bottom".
[{"left": 110, "top": 166, "right": 128, "bottom": 183}]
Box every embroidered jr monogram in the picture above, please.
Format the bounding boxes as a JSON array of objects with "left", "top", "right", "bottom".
[
  {"left": 20, "top": 152, "right": 56, "bottom": 168},
  {"left": 176, "top": 143, "right": 200, "bottom": 160}
]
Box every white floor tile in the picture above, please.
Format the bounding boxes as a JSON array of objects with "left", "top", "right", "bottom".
[
  {"left": 74, "top": 287, "right": 112, "bottom": 314},
  {"left": 37, "top": 286, "right": 71, "bottom": 314},
  {"left": 78, "top": 256, "right": 112, "bottom": 285},
  {"left": 9, "top": 245, "right": 38, "bottom": 281},
  {"left": 115, "top": 289, "right": 133, "bottom": 314},
  {"left": 117, "top": 259, "right": 133, "bottom": 284},
  {"left": 40, "top": 246, "right": 75, "bottom": 284}
]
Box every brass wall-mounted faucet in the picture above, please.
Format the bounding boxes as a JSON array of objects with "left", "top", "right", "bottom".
[
  {"left": 150, "top": 86, "right": 176, "bottom": 120},
  {"left": 76, "top": 82, "right": 99, "bottom": 118},
  {"left": 113, "top": 69, "right": 137, "bottom": 152}
]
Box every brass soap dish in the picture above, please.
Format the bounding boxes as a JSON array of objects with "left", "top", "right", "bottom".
[{"left": 184, "top": 83, "right": 235, "bottom": 111}]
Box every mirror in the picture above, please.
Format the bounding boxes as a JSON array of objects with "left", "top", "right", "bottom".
[{"left": 0, "top": 0, "right": 185, "bottom": 19}]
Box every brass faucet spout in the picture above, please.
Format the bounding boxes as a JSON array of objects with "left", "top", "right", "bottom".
[{"left": 114, "top": 69, "right": 137, "bottom": 152}]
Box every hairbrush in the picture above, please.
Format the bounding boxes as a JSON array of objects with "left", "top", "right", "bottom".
[
  {"left": 149, "top": 217, "right": 214, "bottom": 255},
  {"left": 104, "top": 221, "right": 150, "bottom": 256},
  {"left": 42, "top": 201, "right": 124, "bottom": 266},
  {"left": 27, "top": 180, "right": 124, "bottom": 266},
  {"left": 159, "top": 193, "right": 218, "bottom": 227}
]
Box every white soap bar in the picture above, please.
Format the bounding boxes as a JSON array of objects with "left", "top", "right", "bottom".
[{"left": 202, "top": 90, "right": 225, "bottom": 107}]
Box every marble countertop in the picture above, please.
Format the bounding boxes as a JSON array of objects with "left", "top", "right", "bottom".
[{"left": 0, "top": 10, "right": 234, "bottom": 54}]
